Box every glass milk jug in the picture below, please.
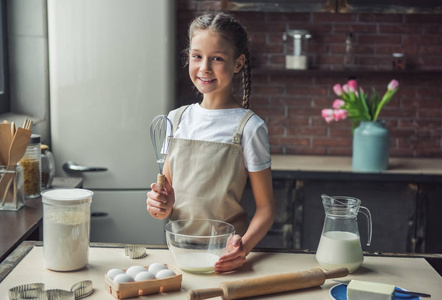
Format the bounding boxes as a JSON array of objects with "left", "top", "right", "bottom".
[{"left": 316, "top": 194, "right": 372, "bottom": 273}]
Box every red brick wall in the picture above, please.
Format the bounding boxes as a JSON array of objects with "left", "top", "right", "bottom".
[{"left": 176, "top": 2, "right": 442, "bottom": 158}]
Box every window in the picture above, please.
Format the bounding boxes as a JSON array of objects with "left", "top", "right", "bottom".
[{"left": 0, "top": 0, "right": 9, "bottom": 114}]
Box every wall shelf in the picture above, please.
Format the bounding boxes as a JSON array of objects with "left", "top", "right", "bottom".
[{"left": 252, "top": 67, "right": 442, "bottom": 78}]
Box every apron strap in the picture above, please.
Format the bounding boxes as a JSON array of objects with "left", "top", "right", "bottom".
[
  {"left": 233, "top": 110, "right": 255, "bottom": 144},
  {"left": 172, "top": 105, "right": 190, "bottom": 135}
]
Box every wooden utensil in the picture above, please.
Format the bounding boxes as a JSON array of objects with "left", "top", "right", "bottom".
[
  {"left": 187, "top": 267, "right": 349, "bottom": 300},
  {"left": 8, "top": 119, "right": 33, "bottom": 166},
  {"left": 0, "top": 120, "right": 32, "bottom": 206},
  {"left": 0, "top": 121, "right": 12, "bottom": 165}
]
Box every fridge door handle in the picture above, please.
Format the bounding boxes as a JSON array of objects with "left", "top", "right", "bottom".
[{"left": 63, "top": 161, "right": 108, "bottom": 173}]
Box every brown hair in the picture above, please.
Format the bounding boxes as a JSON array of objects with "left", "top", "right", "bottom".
[{"left": 185, "top": 12, "right": 251, "bottom": 109}]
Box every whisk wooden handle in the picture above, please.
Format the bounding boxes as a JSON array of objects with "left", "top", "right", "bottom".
[{"left": 157, "top": 174, "right": 165, "bottom": 187}]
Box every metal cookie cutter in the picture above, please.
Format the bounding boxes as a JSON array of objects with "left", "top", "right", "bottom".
[
  {"left": 9, "top": 280, "right": 93, "bottom": 300},
  {"left": 124, "top": 245, "right": 147, "bottom": 259},
  {"left": 70, "top": 280, "right": 93, "bottom": 299},
  {"left": 9, "top": 283, "right": 45, "bottom": 300},
  {"left": 45, "top": 289, "right": 75, "bottom": 300}
]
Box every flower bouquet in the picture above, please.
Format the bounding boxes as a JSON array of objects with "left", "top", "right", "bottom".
[{"left": 322, "top": 79, "right": 399, "bottom": 131}]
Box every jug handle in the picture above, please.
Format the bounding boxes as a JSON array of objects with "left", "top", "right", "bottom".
[{"left": 359, "top": 206, "right": 372, "bottom": 246}]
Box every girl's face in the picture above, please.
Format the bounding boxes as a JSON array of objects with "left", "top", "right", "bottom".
[{"left": 189, "top": 29, "right": 245, "bottom": 103}]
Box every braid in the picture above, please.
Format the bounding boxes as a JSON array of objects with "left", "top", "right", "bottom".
[{"left": 242, "top": 48, "right": 251, "bottom": 109}]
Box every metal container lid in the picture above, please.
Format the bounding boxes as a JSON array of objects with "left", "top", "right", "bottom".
[
  {"left": 41, "top": 188, "right": 93, "bottom": 205},
  {"left": 29, "top": 133, "right": 41, "bottom": 144}
]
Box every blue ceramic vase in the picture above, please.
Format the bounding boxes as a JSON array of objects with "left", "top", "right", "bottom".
[{"left": 352, "top": 121, "right": 389, "bottom": 172}]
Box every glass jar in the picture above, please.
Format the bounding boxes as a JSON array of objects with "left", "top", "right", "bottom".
[
  {"left": 392, "top": 53, "right": 405, "bottom": 70},
  {"left": 42, "top": 189, "right": 94, "bottom": 271},
  {"left": 0, "top": 164, "right": 24, "bottom": 210},
  {"left": 41, "top": 144, "right": 55, "bottom": 190},
  {"left": 20, "top": 134, "right": 41, "bottom": 198}
]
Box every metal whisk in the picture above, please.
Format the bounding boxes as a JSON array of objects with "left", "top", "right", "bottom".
[{"left": 150, "top": 115, "right": 173, "bottom": 187}]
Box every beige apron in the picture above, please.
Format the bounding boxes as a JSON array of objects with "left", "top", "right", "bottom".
[{"left": 168, "top": 105, "right": 254, "bottom": 236}]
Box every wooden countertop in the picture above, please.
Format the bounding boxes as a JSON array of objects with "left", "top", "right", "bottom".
[
  {"left": 0, "top": 177, "right": 82, "bottom": 263},
  {"left": 1, "top": 242, "right": 441, "bottom": 299},
  {"left": 271, "top": 155, "right": 442, "bottom": 182}
]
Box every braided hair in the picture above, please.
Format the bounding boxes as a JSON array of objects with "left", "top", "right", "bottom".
[{"left": 186, "top": 12, "right": 252, "bottom": 109}]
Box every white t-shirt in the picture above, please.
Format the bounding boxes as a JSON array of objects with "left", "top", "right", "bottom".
[{"left": 167, "top": 103, "right": 271, "bottom": 172}]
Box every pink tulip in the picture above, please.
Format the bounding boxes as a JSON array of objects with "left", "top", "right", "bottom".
[
  {"left": 333, "top": 99, "right": 345, "bottom": 109},
  {"left": 347, "top": 80, "right": 358, "bottom": 92},
  {"left": 321, "top": 109, "right": 334, "bottom": 123},
  {"left": 333, "top": 84, "right": 343, "bottom": 96},
  {"left": 388, "top": 79, "right": 399, "bottom": 91},
  {"left": 333, "top": 109, "right": 348, "bottom": 121},
  {"left": 342, "top": 84, "right": 349, "bottom": 93}
]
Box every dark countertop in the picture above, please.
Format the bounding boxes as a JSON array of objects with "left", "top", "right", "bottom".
[
  {"left": 0, "top": 198, "right": 42, "bottom": 263},
  {"left": 271, "top": 155, "right": 442, "bottom": 182},
  {"left": 0, "top": 177, "right": 82, "bottom": 264}
]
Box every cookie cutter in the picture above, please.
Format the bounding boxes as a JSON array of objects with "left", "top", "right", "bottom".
[
  {"left": 124, "top": 245, "right": 147, "bottom": 259},
  {"left": 9, "top": 283, "right": 45, "bottom": 300},
  {"left": 9, "top": 280, "right": 93, "bottom": 300}
]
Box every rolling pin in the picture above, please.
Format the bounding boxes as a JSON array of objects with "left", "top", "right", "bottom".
[{"left": 188, "top": 267, "right": 348, "bottom": 300}]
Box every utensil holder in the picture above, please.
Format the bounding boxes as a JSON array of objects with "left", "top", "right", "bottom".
[{"left": 0, "top": 165, "right": 25, "bottom": 211}]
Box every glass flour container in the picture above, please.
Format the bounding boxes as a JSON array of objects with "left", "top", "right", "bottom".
[{"left": 42, "top": 189, "right": 94, "bottom": 271}]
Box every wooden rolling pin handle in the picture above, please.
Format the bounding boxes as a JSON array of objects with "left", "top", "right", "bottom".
[
  {"left": 187, "top": 268, "right": 349, "bottom": 300},
  {"left": 187, "top": 288, "right": 224, "bottom": 300},
  {"left": 157, "top": 173, "right": 165, "bottom": 188},
  {"left": 324, "top": 267, "right": 349, "bottom": 279}
]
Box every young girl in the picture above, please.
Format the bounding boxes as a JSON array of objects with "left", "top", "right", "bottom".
[{"left": 146, "top": 12, "right": 276, "bottom": 272}]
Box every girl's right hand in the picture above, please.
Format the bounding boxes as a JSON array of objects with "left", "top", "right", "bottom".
[{"left": 146, "top": 177, "right": 175, "bottom": 219}]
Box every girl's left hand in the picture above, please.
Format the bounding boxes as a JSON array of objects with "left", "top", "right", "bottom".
[{"left": 214, "top": 234, "right": 246, "bottom": 272}]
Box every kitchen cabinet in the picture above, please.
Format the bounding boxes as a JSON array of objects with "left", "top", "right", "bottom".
[
  {"left": 242, "top": 155, "right": 442, "bottom": 254},
  {"left": 252, "top": 68, "right": 442, "bottom": 78}
]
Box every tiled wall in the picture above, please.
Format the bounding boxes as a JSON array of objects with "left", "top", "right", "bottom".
[
  {"left": 176, "top": 2, "right": 442, "bottom": 158},
  {"left": 5, "top": 0, "right": 50, "bottom": 144}
]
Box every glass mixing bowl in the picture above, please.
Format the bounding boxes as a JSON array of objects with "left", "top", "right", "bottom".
[{"left": 165, "top": 219, "right": 235, "bottom": 274}]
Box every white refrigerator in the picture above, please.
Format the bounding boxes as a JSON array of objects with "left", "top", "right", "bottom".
[{"left": 47, "top": 0, "right": 175, "bottom": 244}]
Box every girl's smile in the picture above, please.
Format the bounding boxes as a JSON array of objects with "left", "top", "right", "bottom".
[{"left": 197, "top": 77, "right": 216, "bottom": 84}]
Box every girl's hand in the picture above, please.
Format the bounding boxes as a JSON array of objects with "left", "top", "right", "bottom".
[
  {"left": 146, "top": 177, "right": 174, "bottom": 219},
  {"left": 214, "top": 234, "right": 246, "bottom": 272}
]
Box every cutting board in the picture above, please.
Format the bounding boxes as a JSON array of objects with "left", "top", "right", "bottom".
[{"left": 0, "top": 246, "right": 441, "bottom": 299}]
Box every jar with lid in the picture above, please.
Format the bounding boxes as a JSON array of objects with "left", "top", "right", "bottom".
[
  {"left": 19, "top": 134, "right": 41, "bottom": 198},
  {"left": 41, "top": 144, "right": 55, "bottom": 190},
  {"left": 392, "top": 53, "right": 405, "bottom": 70},
  {"left": 42, "top": 189, "right": 94, "bottom": 271}
]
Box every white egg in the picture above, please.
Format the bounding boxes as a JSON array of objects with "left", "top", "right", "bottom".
[
  {"left": 155, "top": 269, "right": 176, "bottom": 279},
  {"left": 126, "top": 265, "right": 148, "bottom": 278},
  {"left": 113, "top": 274, "right": 135, "bottom": 283},
  {"left": 148, "top": 263, "right": 168, "bottom": 275},
  {"left": 134, "top": 271, "right": 156, "bottom": 282},
  {"left": 107, "top": 268, "right": 125, "bottom": 280}
]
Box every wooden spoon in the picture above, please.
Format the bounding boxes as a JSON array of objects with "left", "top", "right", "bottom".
[
  {"left": 0, "top": 121, "right": 12, "bottom": 165},
  {"left": 0, "top": 120, "right": 32, "bottom": 206}
]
